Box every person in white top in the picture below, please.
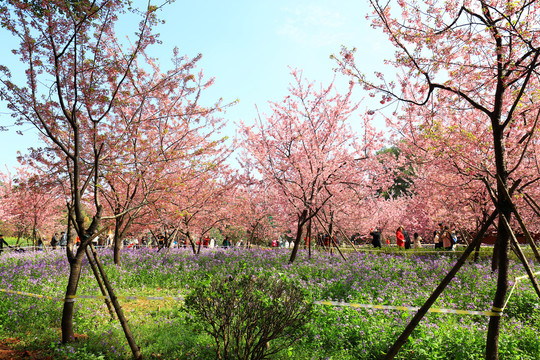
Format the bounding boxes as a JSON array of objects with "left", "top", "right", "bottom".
[{"left": 413, "top": 232, "right": 422, "bottom": 248}]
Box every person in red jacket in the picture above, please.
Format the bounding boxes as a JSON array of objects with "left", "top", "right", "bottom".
[{"left": 396, "top": 226, "right": 405, "bottom": 248}]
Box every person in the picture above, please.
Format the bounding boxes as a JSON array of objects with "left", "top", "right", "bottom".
[
  {"left": 433, "top": 231, "right": 443, "bottom": 249},
  {"left": 413, "top": 232, "right": 422, "bottom": 248},
  {"left": 0, "top": 234, "right": 12, "bottom": 255},
  {"left": 450, "top": 231, "right": 458, "bottom": 247},
  {"left": 92, "top": 235, "right": 99, "bottom": 248},
  {"left": 271, "top": 238, "right": 278, "bottom": 247},
  {"left": 396, "top": 226, "right": 405, "bottom": 248},
  {"left": 324, "top": 235, "right": 330, "bottom": 247},
  {"left": 370, "top": 228, "right": 382, "bottom": 248},
  {"left": 50, "top": 233, "right": 58, "bottom": 249},
  {"left": 157, "top": 234, "right": 165, "bottom": 252},
  {"left": 59, "top": 232, "right": 67, "bottom": 248},
  {"left": 105, "top": 232, "right": 113, "bottom": 248},
  {"left": 402, "top": 228, "right": 412, "bottom": 249},
  {"left": 441, "top": 225, "right": 453, "bottom": 250},
  {"left": 223, "top": 236, "right": 231, "bottom": 248}
]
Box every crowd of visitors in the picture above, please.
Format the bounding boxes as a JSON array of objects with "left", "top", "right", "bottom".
[
  {"left": 1, "top": 221, "right": 463, "bottom": 254},
  {"left": 365, "top": 223, "right": 458, "bottom": 250}
]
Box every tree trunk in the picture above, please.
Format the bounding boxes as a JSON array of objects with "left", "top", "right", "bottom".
[
  {"left": 113, "top": 215, "right": 125, "bottom": 265},
  {"left": 486, "top": 222, "right": 510, "bottom": 360},
  {"left": 383, "top": 210, "right": 498, "bottom": 359},
  {"left": 89, "top": 244, "right": 142, "bottom": 360},
  {"left": 485, "top": 126, "right": 511, "bottom": 360},
  {"left": 289, "top": 210, "right": 308, "bottom": 264},
  {"left": 307, "top": 214, "right": 312, "bottom": 259},
  {"left": 328, "top": 211, "right": 334, "bottom": 256},
  {"left": 61, "top": 252, "right": 85, "bottom": 343},
  {"left": 187, "top": 231, "right": 197, "bottom": 254}
]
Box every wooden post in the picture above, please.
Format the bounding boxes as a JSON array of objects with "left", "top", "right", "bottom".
[
  {"left": 500, "top": 214, "right": 540, "bottom": 300},
  {"left": 459, "top": 229, "right": 471, "bottom": 246},
  {"left": 523, "top": 192, "right": 540, "bottom": 217},
  {"left": 383, "top": 210, "right": 498, "bottom": 359},
  {"left": 337, "top": 227, "right": 359, "bottom": 253},
  {"left": 85, "top": 247, "right": 115, "bottom": 319},
  {"left": 474, "top": 238, "right": 482, "bottom": 263},
  {"left": 88, "top": 243, "right": 142, "bottom": 360},
  {"left": 314, "top": 214, "right": 346, "bottom": 261},
  {"left": 496, "top": 176, "right": 540, "bottom": 264},
  {"left": 461, "top": 228, "right": 482, "bottom": 262},
  {"left": 164, "top": 228, "right": 179, "bottom": 255}
]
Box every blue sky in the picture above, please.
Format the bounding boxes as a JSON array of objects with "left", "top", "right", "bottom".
[{"left": 0, "top": 0, "right": 393, "bottom": 171}]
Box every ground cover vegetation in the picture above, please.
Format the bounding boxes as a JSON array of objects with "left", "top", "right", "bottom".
[
  {"left": 1, "top": 0, "right": 540, "bottom": 358},
  {"left": 0, "top": 248, "right": 539, "bottom": 359}
]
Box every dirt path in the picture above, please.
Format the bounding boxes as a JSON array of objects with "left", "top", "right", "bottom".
[{"left": 0, "top": 339, "right": 52, "bottom": 360}]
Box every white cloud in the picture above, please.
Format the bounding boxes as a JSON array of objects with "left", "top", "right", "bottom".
[{"left": 277, "top": 3, "right": 358, "bottom": 47}]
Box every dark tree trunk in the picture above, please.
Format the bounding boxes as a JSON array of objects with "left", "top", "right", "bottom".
[
  {"left": 61, "top": 251, "right": 84, "bottom": 343},
  {"left": 486, "top": 125, "right": 511, "bottom": 360},
  {"left": 307, "top": 213, "right": 312, "bottom": 259},
  {"left": 288, "top": 209, "right": 307, "bottom": 264},
  {"left": 383, "top": 210, "right": 498, "bottom": 359},
  {"left": 187, "top": 231, "right": 197, "bottom": 254},
  {"left": 328, "top": 211, "right": 334, "bottom": 256},
  {"left": 113, "top": 215, "right": 127, "bottom": 265}
]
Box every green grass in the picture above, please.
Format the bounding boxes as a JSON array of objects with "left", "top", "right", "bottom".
[{"left": 0, "top": 247, "right": 539, "bottom": 359}]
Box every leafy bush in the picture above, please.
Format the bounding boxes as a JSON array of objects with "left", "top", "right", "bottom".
[{"left": 184, "top": 271, "right": 313, "bottom": 360}]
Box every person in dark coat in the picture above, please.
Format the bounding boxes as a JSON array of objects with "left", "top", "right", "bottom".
[
  {"left": 370, "top": 228, "right": 382, "bottom": 248},
  {"left": 50, "top": 233, "right": 58, "bottom": 249},
  {"left": 402, "top": 228, "right": 412, "bottom": 249}
]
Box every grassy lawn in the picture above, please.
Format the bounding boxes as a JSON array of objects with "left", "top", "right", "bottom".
[{"left": 0, "top": 247, "right": 539, "bottom": 359}]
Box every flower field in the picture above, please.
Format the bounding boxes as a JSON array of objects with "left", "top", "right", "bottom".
[{"left": 0, "top": 248, "right": 539, "bottom": 359}]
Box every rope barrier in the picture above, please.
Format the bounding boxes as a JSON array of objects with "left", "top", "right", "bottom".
[
  {"left": 1, "top": 287, "right": 502, "bottom": 317},
  {"left": 0, "top": 288, "right": 63, "bottom": 302},
  {"left": 501, "top": 270, "right": 540, "bottom": 311},
  {"left": 66, "top": 294, "right": 184, "bottom": 301},
  {"left": 0, "top": 288, "right": 183, "bottom": 302},
  {"left": 5, "top": 270, "right": 539, "bottom": 316},
  {"left": 313, "top": 300, "right": 502, "bottom": 316}
]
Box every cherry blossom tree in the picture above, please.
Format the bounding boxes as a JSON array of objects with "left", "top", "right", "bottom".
[
  {"left": 0, "top": 0, "right": 166, "bottom": 350},
  {"left": 98, "top": 49, "right": 229, "bottom": 264},
  {"left": 150, "top": 158, "right": 236, "bottom": 254},
  {"left": 240, "top": 70, "right": 383, "bottom": 263},
  {"left": 336, "top": 0, "right": 540, "bottom": 357},
  {"left": 232, "top": 165, "right": 288, "bottom": 247},
  {"left": 0, "top": 168, "right": 64, "bottom": 243}
]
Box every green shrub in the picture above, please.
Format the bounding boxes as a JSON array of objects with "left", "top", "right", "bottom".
[{"left": 184, "top": 271, "right": 313, "bottom": 360}]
